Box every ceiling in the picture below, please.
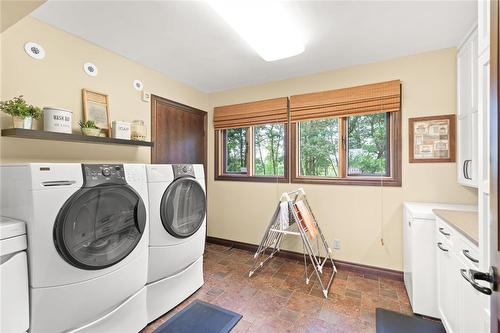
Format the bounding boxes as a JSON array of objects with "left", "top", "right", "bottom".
[{"left": 32, "top": 1, "right": 477, "bottom": 93}]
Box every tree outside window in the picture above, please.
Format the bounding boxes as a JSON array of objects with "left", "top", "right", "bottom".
[
  {"left": 347, "top": 113, "right": 389, "bottom": 176},
  {"left": 299, "top": 119, "right": 339, "bottom": 177},
  {"left": 224, "top": 127, "right": 248, "bottom": 173},
  {"left": 254, "top": 124, "right": 285, "bottom": 176},
  {"left": 295, "top": 112, "right": 393, "bottom": 182}
]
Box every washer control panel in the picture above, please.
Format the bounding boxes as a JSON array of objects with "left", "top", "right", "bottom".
[
  {"left": 173, "top": 164, "right": 195, "bottom": 178},
  {"left": 82, "top": 164, "right": 127, "bottom": 187}
]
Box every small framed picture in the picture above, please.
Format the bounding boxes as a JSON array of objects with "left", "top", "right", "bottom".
[
  {"left": 82, "top": 89, "right": 111, "bottom": 136},
  {"left": 409, "top": 114, "right": 455, "bottom": 163}
]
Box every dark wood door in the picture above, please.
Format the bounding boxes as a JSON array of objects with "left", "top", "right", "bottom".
[{"left": 151, "top": 95, "right": 207, "bottom": 168}]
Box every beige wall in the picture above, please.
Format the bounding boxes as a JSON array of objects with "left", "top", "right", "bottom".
[
  {"left": 0, "top": 16, "right": 209, "bottom": 163},
  {"left": 0, "top": 16, "right": 477, "bottom": 271},
  {"left": 1, "top": 0, "right": 45, "bottom": 33},
  {"left": 207, "top": 48, "right": 478, "bottom": 271}
]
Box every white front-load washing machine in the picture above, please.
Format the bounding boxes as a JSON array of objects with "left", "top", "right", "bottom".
[
  {"left": 1, "top": 163, "right": 149, "bottom": 333},
  {"left": 145, "top": 164, "right": 206, "bottom": 322}
]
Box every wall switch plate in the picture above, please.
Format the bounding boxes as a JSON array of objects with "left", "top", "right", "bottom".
[
  {"left": 333, "top": 239, "right": 341, "bottom": 249},
  {"left": 142, "top": 91, "right": 151, "bottom": 102}
]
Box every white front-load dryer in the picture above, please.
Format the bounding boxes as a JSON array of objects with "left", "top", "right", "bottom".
[
  {"left": 1, "top": 163, "right": 149, "bottom": 333},
  {"left": 146, "top": 164, "right": 206, "bottom": 322}
]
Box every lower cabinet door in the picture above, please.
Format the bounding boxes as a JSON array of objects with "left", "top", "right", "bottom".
[
  {"left": 437, "top": 240, "right": 460, "bottom": 333},
  {"left": 458, "top": 258, "right": 489, "bottom": 333}
]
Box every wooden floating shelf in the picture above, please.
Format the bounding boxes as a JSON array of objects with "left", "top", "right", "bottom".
[{"left": 1, "top": 128, "right": 153, "bottom": 147}]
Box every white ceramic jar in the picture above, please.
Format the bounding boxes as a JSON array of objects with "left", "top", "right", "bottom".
[
  {"left": 112, "top": 121, "right": 131, "bottom": 140},
  {"left": 43, "top": 107, "right": 72, "bottom": 134}
]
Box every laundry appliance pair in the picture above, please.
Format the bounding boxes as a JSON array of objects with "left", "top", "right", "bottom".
[{"left": 0, "top": 163, "right": 206, "bottom": 332}]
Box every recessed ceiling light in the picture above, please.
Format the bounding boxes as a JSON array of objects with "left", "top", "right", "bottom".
[
  {"left": 208, "top": 1, "right": 305, "bottom": 62},
  {"left": 24, "top": 42, "right": 45, "bottom": 60},
  {"left": 83, "top": 62, "right": 98, "bottom": 77}
]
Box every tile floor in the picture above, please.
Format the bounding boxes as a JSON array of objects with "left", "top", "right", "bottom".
[{"left": 142, "top": 243, "right": 413, "bottom": 333}]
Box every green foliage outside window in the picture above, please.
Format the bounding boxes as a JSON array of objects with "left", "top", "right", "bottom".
[
  {"left": 222, "top": 112, "right": 389, "bottom": 179},
  {"left": 254, "top": 124, "right": 285, "bottom": 176},
  {"left": 299, "top": 118, "right": 340, "bottom": 177},
  {"left": 225, "top": 128, "right": 248, "bottom": 173},
  {"left": 347, "top": 113, "right": 388, "bottom": 176}
]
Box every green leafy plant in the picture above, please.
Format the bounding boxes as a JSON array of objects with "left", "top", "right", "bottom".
[
  {"left": 78, "top": 120, "right": 99, "bottom": 129},
  {"left": 0, "top": 95, "right": 42, "bottom": 119}
]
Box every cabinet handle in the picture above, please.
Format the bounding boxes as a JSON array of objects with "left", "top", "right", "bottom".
[
  {"left": 460, "top": 269, "right": 493, "bottom": 295},
  {"left": 463, "top": 249, "right": 479, "bottom": 263},
  {"left": 437, "top": 242, "right": 449, "bottom": 252},
  {"left": 439, "top": 227, "right": 451, "bottom": 236},
  {"left": 463, "top": 160, "right": 467, "bottom": 179},
  {"left": 466, "top": 160, "right": 472, "bottom": 180}
]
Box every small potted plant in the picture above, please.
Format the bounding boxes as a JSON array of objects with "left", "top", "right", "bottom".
[
  {"left": 0, "top": 95, "right": 42, "bottom": 129},
  {"left": 79, "top": 120, "right": 101, "bottom": 136}
]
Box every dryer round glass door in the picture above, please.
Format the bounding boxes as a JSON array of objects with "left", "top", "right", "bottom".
[
  {"left": 53, "top": 185, "right": 146, "bottom": 270},
  {"left": 160, "top": 177, "right": 206, "bottom": 238}
]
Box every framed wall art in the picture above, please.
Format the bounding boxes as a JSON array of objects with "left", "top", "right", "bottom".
[
  {"left": 82, "top": 89, "right": 111, "bottom": 136},
  {"left": 409, "top": 114, "right": 456, "bottom": 163}
]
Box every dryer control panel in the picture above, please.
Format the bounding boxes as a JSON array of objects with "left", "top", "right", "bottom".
[
  {"left": 82, "top": 164, "right": 127, "bottom": 187},
  {"left": 173, "top": 164, "right": 195, "bottom": 178}
]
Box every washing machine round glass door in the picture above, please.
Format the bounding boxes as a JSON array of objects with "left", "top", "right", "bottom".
[
  {"left": 160, "top": 177, "right": 206, "bottom": 238},
  {"left": 53, "top": 184, "right": 146, "bottom": 270}
]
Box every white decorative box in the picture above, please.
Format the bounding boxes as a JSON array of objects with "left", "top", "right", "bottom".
[
  {"left": 43, "top": 107, "right": 72, "bottom": 134},
  {"left": 112, "top": 121, "right": 131, "bottom": 140}
]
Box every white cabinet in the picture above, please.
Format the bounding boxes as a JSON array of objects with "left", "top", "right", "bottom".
[
  {"left": 436, "top": 220, "right": 460, "bottom": 332},
  {"left": 457, "top": 249, "right": 489, "bottom": 333},
  {"left": 457, "top": 26, "right": 478, "bottom": 187},
  {"left": 403, "top": 202, "right": 475, "bottom": 318},
  {"left": 435, "top": 216, "right": 489, "bottom": 333},
  {"left": 478, "top": 0, "right": 490, "bottom": 57}
]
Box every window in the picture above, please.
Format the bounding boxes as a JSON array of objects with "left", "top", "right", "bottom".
[
  {"left": 224, "top": 128, "right": 248, "bottom": 174},
  {"left": 254, "top": 124, "right": 285, "bottom": 176},
  {"left": 291, "top": 111, "right": 401, "bottom": 186},
  {"left": 214, "top": 80, "right": 401, "bottom": 186},
  {"left": 347, "top": 113, "right": 389, "bottom": 176},
  {"left": 299, "top": 118, "right": 340, "bottom": 177},
  {"left": 216, "top": 124, "right": 288, "bottom": 182}
]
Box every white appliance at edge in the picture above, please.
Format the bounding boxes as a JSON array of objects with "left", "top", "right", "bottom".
[
  {"left": 146, "top": 164, "right": 206, "bottom": 322},
  {"left": 1, "top": 163, "right": 150, "bottom": 333},
  {"left": 0, "top": 217, "right": 29, "bottom": 333},
  {"left": 403, "top": 202, "right": 476, "bottom": 319}
]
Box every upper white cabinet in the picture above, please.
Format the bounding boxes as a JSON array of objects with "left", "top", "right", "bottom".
[
  {"left": 478, "top": 0, "right": 490, "bottom": 57},
  {"left": 456, "top": 26, "right": 478, "bottom": 187}
]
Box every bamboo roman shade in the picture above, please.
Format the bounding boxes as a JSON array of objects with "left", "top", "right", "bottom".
[
  {"left": 290, "top": 80, "right": 401, "bottom": 122},
  {"left": 213, "top": 97, "right": 288, "bottom": 129}
]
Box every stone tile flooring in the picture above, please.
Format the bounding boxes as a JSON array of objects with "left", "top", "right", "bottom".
[{"left": 142, "top": 243, "right": 412, "bottom": 333}]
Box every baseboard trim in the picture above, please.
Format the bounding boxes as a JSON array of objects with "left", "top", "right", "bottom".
[{"left": 206, "top": 236, "right": 403, "bottom": 281}]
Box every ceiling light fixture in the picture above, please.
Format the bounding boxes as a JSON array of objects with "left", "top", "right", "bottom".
[{"left": 207, "top": 0, "right": 305, "bottom": 62}]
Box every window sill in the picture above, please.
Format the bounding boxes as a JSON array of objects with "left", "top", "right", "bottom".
[
  {"left": 215, "top": 174, "right": 289, "bottom": 183},
  {"left": 291, "top": 176, "right": 402, "bottom": 187}
]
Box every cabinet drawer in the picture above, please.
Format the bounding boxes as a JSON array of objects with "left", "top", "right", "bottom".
[
  {"left": 436, "top": 218, "right": 454, "bottom": 243},
  {"left": 456, "top": 235, "right": 480, "bottom": 268}
]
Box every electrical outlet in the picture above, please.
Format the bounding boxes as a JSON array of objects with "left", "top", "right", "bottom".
[{"left": 333, "top": 239, "right": 341, "bottom": 250}]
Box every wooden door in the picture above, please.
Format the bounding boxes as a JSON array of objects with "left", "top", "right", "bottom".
[{"left": 151, "top": 95, "right": 207, "bottom": 169}]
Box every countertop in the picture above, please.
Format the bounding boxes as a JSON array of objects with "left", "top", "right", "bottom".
[{"left": 433, "top": 209, "right": 478, "bottom": 246}]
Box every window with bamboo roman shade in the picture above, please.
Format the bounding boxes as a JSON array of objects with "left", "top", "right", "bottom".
[
  {"left": 289, "top": 80, "right": 401, "bottom": 122},
  {"left": 214, "top": 97, "right": 289, "bottom": 182},
  {"left": 213, "top": 97, "right": 288, "bottom": 129}
]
